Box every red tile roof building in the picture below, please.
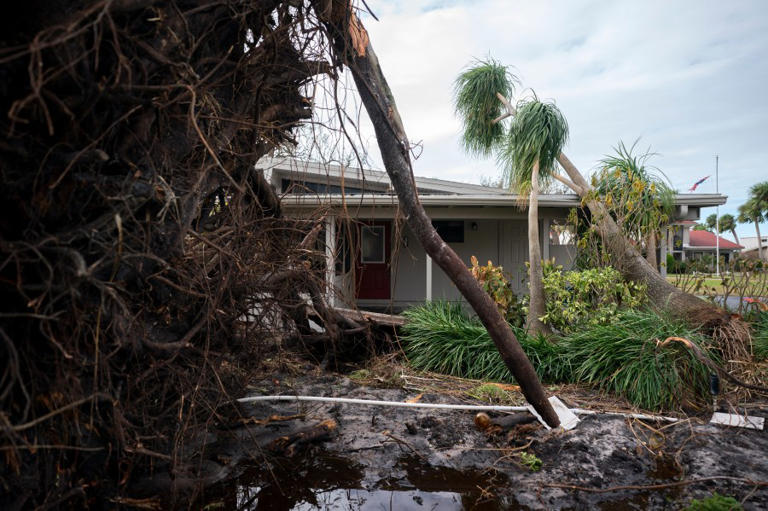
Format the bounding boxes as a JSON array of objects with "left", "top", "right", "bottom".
[{"left": 687, "top": 230, "right": 743, "bottom": 250}]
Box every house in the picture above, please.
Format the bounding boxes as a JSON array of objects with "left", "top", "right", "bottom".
[
  {"left": 664, "top": 220, "right": 743, "bottom": 266},
  {"left": 739, "top": 236, "right": 768, "bottom": 260},
  {"left": 259, "top": 157, "right": 727, "bottom": 311}
]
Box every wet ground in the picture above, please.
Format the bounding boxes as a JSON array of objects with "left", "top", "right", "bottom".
[{"left": 201, "top": 371, "right": 768, "bottom": 510}]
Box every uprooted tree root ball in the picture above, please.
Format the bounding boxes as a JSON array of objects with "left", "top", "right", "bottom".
[{"left": 0, "top": 1, "right": 371, "bottom": 506}]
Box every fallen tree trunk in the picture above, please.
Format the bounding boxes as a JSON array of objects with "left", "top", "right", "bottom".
[{"left": 315, "top": 1, "right": 560, "bottom": 428}]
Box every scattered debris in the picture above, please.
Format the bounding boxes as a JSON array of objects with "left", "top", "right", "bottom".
[{"left": 710, "top": 412, "right": 764, "bottom": 430}]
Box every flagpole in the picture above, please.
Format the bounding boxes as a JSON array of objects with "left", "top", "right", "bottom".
[{"left": 715, "top": 155, "right": 720, "bottom": 277}]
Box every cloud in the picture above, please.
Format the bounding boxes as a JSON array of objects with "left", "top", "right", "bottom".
[{"left": 346, "top": 0, "right": 768, "bottom": 238}]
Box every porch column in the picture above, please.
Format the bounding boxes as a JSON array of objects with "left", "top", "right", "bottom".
[
  {"left": 659, "top": 226, "right": 668, "bottom": 277},
  {"left": 426, "top": 255, "right": 433, "bottom": 302},
  {"left": 325, "top": 215, "right": 336, "bottom": 307},
  {"left": 542, "top": 218, "right": 550, "bottom": 262}
]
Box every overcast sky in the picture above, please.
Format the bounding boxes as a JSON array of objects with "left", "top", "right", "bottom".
[{"left": 345, "top": 0, "right": 768, "bottom": 241}]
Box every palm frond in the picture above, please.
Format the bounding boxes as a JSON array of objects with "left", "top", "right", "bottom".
[
  {"left": 738, "top": 198, "right": 766, "bottom": 224},
  {"left": 498, "top": 97, "right": 569, "bottom": 188},
  {"left": 454, "top": 58, "right": 517, "bottom": 157}
]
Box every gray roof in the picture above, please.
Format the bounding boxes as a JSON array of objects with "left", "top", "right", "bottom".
[{"left": 258, "top": 157, "right": 727, "bottom": 208}]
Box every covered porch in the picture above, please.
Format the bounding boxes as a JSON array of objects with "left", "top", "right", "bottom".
[{"left": 288, "top": 198, "right": 579, "bottom": 312}]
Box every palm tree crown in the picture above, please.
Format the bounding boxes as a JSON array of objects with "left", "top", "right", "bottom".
[
  {"left": 706, "top": 214, "right": 718, "bottom": 232},
  {"left": 738, "top": 199, "right": 766, "bottom": 225},
  {"left": 499, "top": 98, "right": 569, "bottom": 193},
  {"left": 594, "top": 141, "right": 674, "bottom": 242},
  {"left": 453, "top": 59, "right": 516, "bottom": 157},
  {"left": 750, "top": 181, "right": 768, "bottom": 205},
  {"left": 718, "top": 214, "right": 735, "bottom": 234}
]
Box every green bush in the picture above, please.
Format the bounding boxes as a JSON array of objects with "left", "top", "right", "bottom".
[
  {"left": 539, "top": 263, "right": 647, "bottom": 332},
  {"left": 469, "top": 256, "right": 525, "bottom": 327},
  {"left": 667, "top": 253, "right": 689, "bottom": 274}
]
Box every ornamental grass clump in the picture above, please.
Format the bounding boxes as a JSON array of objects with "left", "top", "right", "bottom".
[
  {"left": 401, "top": 301, "right": 566, "bottom": 383},
  {"left": 560, "top": 308, "right": 717, "bottom": 411},
  {"left": 402, "top": 302, "right": 719, "bottom": 411}
]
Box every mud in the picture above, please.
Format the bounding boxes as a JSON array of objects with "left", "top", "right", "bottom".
[{"left": 202, "top": 372, "right": 768, "bottom": 510}]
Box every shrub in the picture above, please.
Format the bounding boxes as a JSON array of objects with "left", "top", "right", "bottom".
[
  {"left": 469, "top": 256, "right": 525, "bottom": 327},
  {"left": 559, "top": 308, "right": 716, "bottom": 410},
  {"left": 539, "top": 263, "right": 647, "bottom": 333}
]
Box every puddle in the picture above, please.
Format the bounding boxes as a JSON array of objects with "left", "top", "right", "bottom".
[{"left": 205, "top": 451, "right": 512, "bottom": 510}]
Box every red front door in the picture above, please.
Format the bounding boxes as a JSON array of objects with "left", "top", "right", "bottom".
[{"left": 355, "top": 221, "right": 391, "bottom": 300}]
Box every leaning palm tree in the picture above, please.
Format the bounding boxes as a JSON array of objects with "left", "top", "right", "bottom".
[
  {"left": 594, "top": 141, "right": 675, "bottom": 270},
  {"left": 718, "top": 214, "right": 739, "bottom": 245},
  {"left": 738, "top": 198, "right": 766, "bottom": 260},
  {"left": 455, "top": 61, "right": 568, "bottom": 334}
]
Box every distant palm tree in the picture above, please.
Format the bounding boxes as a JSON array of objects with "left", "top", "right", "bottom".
[
  {"left": 718, "top": 214, "right": 739, "bottom": 245},
  {"left": 594, "top": 141, "right": 674, "bottom": 271},
  {"left": 455, "top": 61, "right": 568, "bottom": 334},
  {"left": 738, "top": 199, "right": 766, "bottom": 260},
  {"left": 705, "top": 214, "right": 718, "bottom": 232},
  {"left": 752, "top": 182, "right": 768, "bottom": 204}
]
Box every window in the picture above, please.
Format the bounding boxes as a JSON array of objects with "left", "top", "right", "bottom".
[
  {"left": 432, "top": 220, "right": 464, "bottom": 243},
  {"left": 361, "top": 226, "right": 385, "bottom": 263}
]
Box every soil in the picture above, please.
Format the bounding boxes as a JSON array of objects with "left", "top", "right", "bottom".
[{"left": 199, "top": 365, "right": 768, "bottom": 510}]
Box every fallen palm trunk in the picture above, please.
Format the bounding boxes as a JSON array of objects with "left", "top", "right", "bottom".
[{"left": 314, "top": 1, "right": 559, "bottom": 428}]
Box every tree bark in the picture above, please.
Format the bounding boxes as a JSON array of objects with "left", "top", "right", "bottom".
[
  {"left": 756, "top": 222, "right": 764, "bottom": 260},
  {"left": 527, "top": 161, "right": 550, "bottom": 334},
  {"left": 645, "top": 231, "right": 657, "bottom": 271},
  {"left": 731, "top": 229, "right": 739, "bottom": 247},
  {"left": 316, "top": 1, "right": 560, "bottom": 427}
]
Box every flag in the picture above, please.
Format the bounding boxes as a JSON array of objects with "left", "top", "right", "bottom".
[{"left": 689, "top": 175, "right": 710, "bottom": 192}]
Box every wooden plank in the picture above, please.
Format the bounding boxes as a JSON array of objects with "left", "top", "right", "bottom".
[{"left": 334, "top": 307, "right": 406, "bottom": 327}]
